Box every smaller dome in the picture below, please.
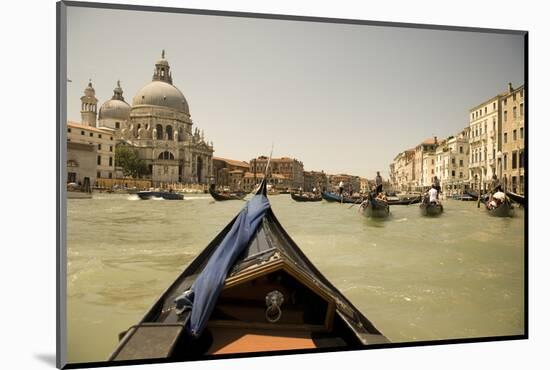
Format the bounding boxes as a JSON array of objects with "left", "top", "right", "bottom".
[
  {"left": 84, "top": 81, "right": 95, "bottom": 97},
  {"left": 99, "top": 99, "right": 131, "bottom": 121}
]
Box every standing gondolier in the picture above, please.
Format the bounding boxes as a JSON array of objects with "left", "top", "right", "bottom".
[
  {"left": 338, "top": 181, "right": 344, "bottom": 196},
  {"left": 375, "top": 171, "right": 383, "bottom": 195},
  {"left": 490, "top": 174, "right": 502, "bottom": 193}
]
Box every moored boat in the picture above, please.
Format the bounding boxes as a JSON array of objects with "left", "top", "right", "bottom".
[
  {"left": 386, "top": 196, "right": 421, "bottom": 206},
  {"left": 290, "top": 192, "right": 322, "bottom": 202},
  {"left": 419, "top": 202, "right": 443, "bottom": 216},
  {"left": 321, "top": 191, "right": 363, "bottom": 204},
  {"left": 137, "top": 191, "right": 184, "bottom": 200},
  {"left": 208, "top": 187, "right": 246, "bottom": 201},
  {"left": 359, "top": 196, "right": 390, "bottom": 218},
  {"left": 109, "top": 179, "right": 388, "bottom": 362}
]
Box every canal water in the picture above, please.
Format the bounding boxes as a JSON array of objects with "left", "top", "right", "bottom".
[{"left": 66, "top": 194, "right": 525, "bottom": 363}]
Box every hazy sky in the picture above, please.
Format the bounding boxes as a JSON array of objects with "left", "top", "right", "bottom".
[{"left": 66, "top": 6, "right": 524, "bottom": 178}]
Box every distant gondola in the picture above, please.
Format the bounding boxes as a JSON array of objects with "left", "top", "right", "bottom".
[
  {"left": 387, "top": 196, "right": 421, "bottom": 206},
  {"left": 419, "top": 202, "right": 443, "bottom": 216},
  {"left": 208, "top": 187, "right": 246, "bottom": 201},
  {"left": 487, "top": 199, "right": 514, "bottom": 217},
  {"left": 321, "top": 191, "right": 363, "bottom": 204},
  {"left": 506, "top": 191, "right": 525, "bottom": 206},
  {"left": 290, "top": 193, "right": 322, "bottom": 202},
  {"left": 359, "top": 195, "right": 390, "bottom": 218},
  {"left": 109, "top": 179, "right": 388, "bottom": 362},
  {"left": 137, "top": 191, "right": 184, "bottom": 200}
]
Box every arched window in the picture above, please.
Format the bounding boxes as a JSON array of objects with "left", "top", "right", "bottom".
[
  {"left": 158, "top": 151, "right": 174, "bottom": 160},
  {"left": 178, "top": 128, "right": 184, "bottom": 142},
  {"left": 166, "top": 125, "right": 173, "bottom": 140},
  {"left": 156, "top": 124, "right": 163, "bottom": 140}
]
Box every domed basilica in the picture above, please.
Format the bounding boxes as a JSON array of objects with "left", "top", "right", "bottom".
[{"left": 79, "top": 50, "right": 214, "bottom": 185}]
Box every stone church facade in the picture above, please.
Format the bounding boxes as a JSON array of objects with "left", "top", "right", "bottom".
[{"left": 77, "top": 50, "right": 214, "bottom": 185}]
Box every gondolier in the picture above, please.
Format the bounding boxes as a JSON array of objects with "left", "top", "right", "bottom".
[
  {"left": 433, "top": 176, "right": 441, "bottom": 194},
  {"left": 490, "top": 174, "right": 502, "bottom": 193},
  {"left": 375, "top": 171, "right": 383, "bottom": 195},
  {"left": 338, "top": 181, "right": 344, "bottom": 196}
]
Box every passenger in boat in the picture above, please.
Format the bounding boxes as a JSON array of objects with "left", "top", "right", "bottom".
[
  {"left": 428, "top": 184, "right": 439, "bottom": 205},
  {"left": 375, "top": 172, "right": 383, "bottom": 195}
]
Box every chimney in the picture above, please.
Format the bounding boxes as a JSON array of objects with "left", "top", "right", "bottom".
[
  {"left": 508, "top": 82, "right": 513, "bottom": 93},
  {"left": 434, "top": 136, "right": 438, "bottom": 144}
]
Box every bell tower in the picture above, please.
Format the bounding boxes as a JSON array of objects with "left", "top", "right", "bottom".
[{"left": 80, "top": 79, "right": 98, "bottom": 127}]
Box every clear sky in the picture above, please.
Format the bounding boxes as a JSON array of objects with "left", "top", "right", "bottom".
[{"left": 66, "top": 6, "right": 524, "bottom": 179}]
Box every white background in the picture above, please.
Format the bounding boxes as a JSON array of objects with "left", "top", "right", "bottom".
[{"left": 0, "top": 0, "right": 547, "bottom": 369}]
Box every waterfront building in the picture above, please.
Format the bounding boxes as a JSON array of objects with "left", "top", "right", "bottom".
[
  {"left": 74, "top": 50, "right": 214, "bottom": 186},
  {"left": 467, "top": 83, "right": 525, "bottom": 194},
  {"left": 359, "top": 177, "right": 370, "bottom": 194},
  {"left": 67, "top": 117, "right": 116, "bottom": 181},
  {"left": 250, "top": 156, "right": 304, "bottom": 190},
  {"left": 328, "top": 174, "right": 361, "bottom": 193},
  {"left": 500, "top": 84, "right": 525, "bottom": 194},
  {"left": 435, "top": 129, "right": 470, "bottom": 195},
  {"left": 303, "top": 170, "right": 329, "bottom": 192},
  {"left": 66, "top": 141, "right": 97, "bottom": 187},
  {"left": 414, "top": 137, "right": 438, "bottom": 191},
  {"left": 468, "top": 92, "right": 500, "bottom": 192},
  {"left": 212, "top": 157, "right": 250, "bottom": 191},
  {"left": 389, "top": 149, "right": 415, "bottom": 192}
]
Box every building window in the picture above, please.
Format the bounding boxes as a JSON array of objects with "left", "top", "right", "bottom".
[
  {"left": 459, "top": 172, "right": 463, "bottom": 178},
  {"left": 512, "top": 152, "right": 517, "bottom": 169},
  {"left": 513, "top": 129, "right": 517, "bottom": 141},
  {"left": 109, "top": 157, "right": 113, "bottom": 166},
  {"left": 504, "top": 110, "right": 507, "bottom": 122},
  {"left": 504, "top": 99, "right": 507, "bottom": 106},
  {"left": 520, "top": 103, "right": 524, "bottom": 116},
  {"left": 110, "top": 137, "right": 113, "bottom": 140},
  {"left": 459, "top": 146, "right": 463, "bottom": 153},
  {"left": 97, "top": 156, "right": 101, "bottom": 165},
  {"left": 99, "top": 134, "right": 102, "bottom": 138},
  {"left": 156, "top": 124, "right": 163, "bottom": 140},
  {"left": 166, "top": 125, "right": 174, "bottom": 140},
  {"left": 81, "top": 131, "right": 85, "bottom": 135},
  {"left": 493, "top": 102, "right": 496, "bottom": 110},
  {"left": 108, "top": 172, "right": 113, "bottom": 179},
  {"left": 452, "top": 170, "right": 455, "bottom": 177},
  {"left": 97, "top": 171, "right": 101, "bottom": 178},
  {"left": 503, "top": 154, "right": 508, "bottom": 170},
  {"left": 520, "top": 127, "right": 524, "bottom": 139},
  {"left": 110, "top": 145, "right": 113, "bottom": 152},
  {"left": 513, "top": 106, "right": 517, "bottom": 119},
  {"left": 451, "top": 158, "right": 456, "bottom": 165},
  {"left": 504, "top": 132, "right": 508, "bottom": 143},
  {"left": 460, "top": 159, "right": 464, "bottom": 167},
  {"left": 98, "top": 144, "right": 102, "bottom": 150},
  {"left": 484, "top": 107, "right": 487, "bottom": 114},
  {"left": 89, "top": 132, "right": 93, "bottom": 137},
  {"left": 513, "top": 93, "right": 516, "bottom": 101},
  {"left": 115, "top": 122, "right": 120, "bottom": 129},
  {"left": 68, "top": 128, "right": 72, "bottom": 133}
]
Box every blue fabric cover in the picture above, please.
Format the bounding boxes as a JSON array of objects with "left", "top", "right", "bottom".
[{"left": 174, "top": 194, "right": 271, "bottom": 338}]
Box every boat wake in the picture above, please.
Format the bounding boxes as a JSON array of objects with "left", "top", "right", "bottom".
[
  {"left": 152, "top": 196, "right": 164, "bottom": 201},
  {"left": 127, "top": 195, "right": 139, "bottom": 201},
  {"left": 184, "top": 196, "right": 211, "bottom": 200},
  {"left": 395, "top": 218, "right": 408, "bottom": 223}
]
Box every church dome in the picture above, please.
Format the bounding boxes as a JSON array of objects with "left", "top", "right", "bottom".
[
  {"left": 132, "top": 80, "right": 189, "bottom": 114},
  {"left": 131, "top": 50, "right": 190, "bottom": 115},
  {"left": 99, "top": 80, "right": 131, "bottom": 121},
  {"left": 99, "top": 99, "right": 131, "bottom": 121}
]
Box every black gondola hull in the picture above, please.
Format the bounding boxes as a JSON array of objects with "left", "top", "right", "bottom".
[
  {"left": 290, "top": 193, "right": 322, "bottom": 202},
  {"left": 420, "top": 203, "right": 443, "bottom": 216}
]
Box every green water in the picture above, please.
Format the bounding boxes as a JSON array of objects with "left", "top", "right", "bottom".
[{"left": 66, "top": 194, "right": 525, "bottom": 363}]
